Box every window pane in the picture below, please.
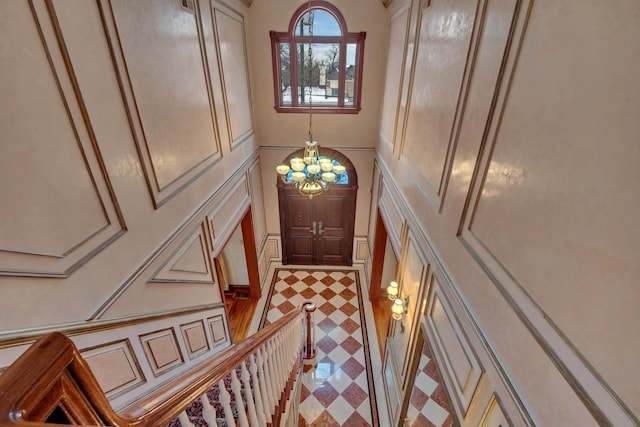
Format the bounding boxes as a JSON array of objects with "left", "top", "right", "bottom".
[
  {"left": 296, "top": 10, "right": 341, "bottom": 36},
  {"left": 296, "top": 43, "right": 338, "bottom": 106},
  {"left": 280, "top": 43, "right": 291, "bottom": 105},
  {"left": 345, "top": 43, "right": 357, "bottom": 106},
  {"left": 296, "top": 43, "right": 310, "bottom": 105}
]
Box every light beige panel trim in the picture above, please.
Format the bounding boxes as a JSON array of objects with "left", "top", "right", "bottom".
[
  {"left": 150, "top": 222, "right": 215, "bottom": 284},
  {"left": 378, "top": 179, "right": 405, "bottom": 255},
  {"left": 89, "top": 155, "right": 255, "bottom": 320},
  {"left": 179, "top": 320, "right": 210, "bottom": 360},
  {"left": 139, "top": 328, "right": 184, "bottom": 377},
  {"left": 375, "top": 154, "right": 535, "bottom": 424},
  {"left": 426, "top": 274, "right": 483, "bottom": 416},
  {"left": 211, "top": 1, "right": 254, "bottom": 151},
  {"left": 353, "top": 237, "right": 369, "bottom": 264},
  {"left": 0, "top": 1, "right": 126, "bottom": 278},
  {"left": 81, "top": 339, "right": 145, "bottom": 399},
  {"left": 367, "top": 161, "right": 383, "bottom": 254},
  {"left": 479, "top": 394, "right": 513, "bottom": 427},
  {"left": 457, "top": 0, "right": 638, "bottom": 424},
  {"left": 393, "top": 226, "right": 430, "bottom": 386},
  {"left": 247, "top": 158, "right": 267, "bottom": 251},
  {"left": 398, "top": 0, "right": 481, "bottom": 212},
  {"left": 265, "top": 235, "right": 280, "bottom": 261},
  {"left": 206, "top": 176, "right": 251, "bottom": 255},
  {"left": 379, "top": 1, "right": 412, "bottom": 153},
  {"left": 382, "top": 342, "right": 403, "bottom": 425},
  {"left": 98, "top": 0, "right": 223, "bottom": 208},
  {"left": 208, "top": 314, "right": 228, "bottom": 347}
]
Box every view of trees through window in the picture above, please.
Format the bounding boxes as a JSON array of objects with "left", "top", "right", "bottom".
[{"left": 270, "top": 2, "right": 365, "bottom": 113}]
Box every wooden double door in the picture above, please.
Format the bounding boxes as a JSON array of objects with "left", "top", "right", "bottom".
[{"left": 279, "top": 188, "right": 355, "bottom": 266}]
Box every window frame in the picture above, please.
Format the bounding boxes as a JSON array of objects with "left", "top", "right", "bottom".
[{"left": 270, "top": 1, "right": 366, "bottom": 114}]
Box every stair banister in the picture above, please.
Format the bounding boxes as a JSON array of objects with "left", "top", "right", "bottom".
[{"left": 0, "top": 306, "right": 304, "bottom": 427}]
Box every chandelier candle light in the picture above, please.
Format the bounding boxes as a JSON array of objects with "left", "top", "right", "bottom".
[{"left": 275, "top": 1, "right": 346, "bottom": 199}]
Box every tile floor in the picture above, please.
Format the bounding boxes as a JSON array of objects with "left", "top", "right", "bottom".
[
  {"left": 248, "top": 263, "right": 458, "bottom": 427},
  {"left": 406, "top": 340, "right": 456, "bottom": 427},
  {"left": 259, "top": 268, "right": 379, "bottom": 427}
]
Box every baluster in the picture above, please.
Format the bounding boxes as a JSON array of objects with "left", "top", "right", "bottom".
[
  {"left": 201, "top": 393, "right": 217, "bottom": 426},
  {"left": 218, "top": 378, "right": 237, "bottom": 427},
  {"left": 264, "top": 341, "right": 277, "bottom": 402},
  {"left": 271, "top": 335, "right": 284, "bottom": 393},
  {"left": 230, "top": 368, "right": 250, "bottom": 427},
  {"left": 178, "top": 411, "right": 196, "bottom": 427},
  {"left": 241, "top": 360, "right": 260, "bottom": 426},
  {"left": 256, "top": 345, "right": 273, "bottom": 417},
  {"left": 250, "top": 353, "right": 267, "bottom": 425}
]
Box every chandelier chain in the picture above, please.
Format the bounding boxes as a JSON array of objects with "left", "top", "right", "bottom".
[{"left": 306, "top": 0, "right": 313, "bottom": 141}]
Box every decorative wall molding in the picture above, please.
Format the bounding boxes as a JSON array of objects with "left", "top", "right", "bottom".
[
  {"left": 179, "top": 320, "right": 210, "bottom": 360},
  {"left": 378, "top": 179, "right": 406, "bottom": 256},
  {"left": 374, "top": 155, "right": 535, "bottom": 425},
  {"left": 353, "top": 237, "right": 369, "bottom": 264},
  {"left": 379, "top": 2, "right": 412, "bottom": 154},
  {"left": 81, "top": 339, "right": 145, "bottom": 399},
  {"left": 89, "top": 155, "right": 256, "bottom": 321},
  {"left": 208, "top": 314, "right": 228, "bottom": 347},
  {"left": 211, "top": 1, "right": 254, "bottom": 151},
  {"left": 0, "top": 1, "right": 126, "bottom": 278},
  {"left": 398, "top": 0, "right": 480, "bottom": 212},
  {"left": 265, "top": 236, "right": 281, "bottom": 262},
  {"left": 479, "top": 394, "right": 512, "bottom": 427},
  {"left": 205, "top": 177, "right": 251, "bottom": 257},
  {"left": 98, "top": 0, "right": 223, "bottom": 208},
  {"left": 454, "top": 0, "right": 638, "bottom": 424},
  {"left": 150, "top": 223, "right": 215, "bottom": 284},
  {"left": 139, "top": 328, "right": 184, "bottom": 377},
  {"left": 425, "top": 274, "right": 484, "bottom": 416}
]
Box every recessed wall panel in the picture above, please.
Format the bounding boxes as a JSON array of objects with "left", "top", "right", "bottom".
[
  {"left": 103, "top": 0, "right": 221, "bottom": 207},
  {"left": 400, "top": 0, "right": 478, "bottom": 209},
  {"left": 426, "top": 276, "right": 483, "bottom": 415},
  {"left": 82, "top": 340, "right": 145, "bottom": 398},
  {"left": 214, "top": 4, "right": 253, "bottom": 148},
  {"left": 379, "top": 4, "right": 410, "bottom": 149},
  {"left": 0, "top": 1, "right": 124, "bottom": 277},
  {"left": 139, "top": 328, "right": 184, "bottom": 377}
]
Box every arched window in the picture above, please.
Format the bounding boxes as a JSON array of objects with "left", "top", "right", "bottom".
[{"left": 270, "top": 1, "right": 366, "bottom": 114}]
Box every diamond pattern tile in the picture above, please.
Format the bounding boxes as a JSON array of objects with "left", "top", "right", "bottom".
[
  {"left": 260, "top": 269, "right": 379, "bottom": 427},
  {"left": 407, "top": 340, "right": 458, "bottom": 427}
]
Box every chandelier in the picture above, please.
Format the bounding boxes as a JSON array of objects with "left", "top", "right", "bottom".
[{"left": 275, "top": 1, "right": 345, "bottom": 199}]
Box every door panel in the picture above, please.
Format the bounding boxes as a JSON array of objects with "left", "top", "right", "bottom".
[
  {"left": 280, "top": 188, "right": 354, "bottom": 266},
  {"left": 285, "top": 194, "right": 316, "bottom": 264},
  {"left": 317, "top": 192, "right": 351, "bottom": 265}
]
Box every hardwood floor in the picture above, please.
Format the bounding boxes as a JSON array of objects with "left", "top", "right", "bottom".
[
  {"left": 371, "top": 293, "right": 392, "bottom": 359},
  {"left": 225, "top": 290, "right": 258, "bottom": 342}
]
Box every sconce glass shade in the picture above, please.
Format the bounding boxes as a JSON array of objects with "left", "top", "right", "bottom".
[
  {"left": 391, "top": 299, "right": 404, "bottom": 320},
  {"left": 386, "top": 281, "right": 399, "bottom": 300}
]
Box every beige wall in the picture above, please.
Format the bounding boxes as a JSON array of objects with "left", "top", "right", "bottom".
[
  {"left": 0, "top": 0, "right": 266, "bottom": 407},
  {"left": 376, "top": 0, "right": 640, "bottom": 425},
  {"left": 247, "top": 0, "right": 389, "bottom": 239},
  {"left": 2, "top": 0, "right": 638, "bottom": 424}
]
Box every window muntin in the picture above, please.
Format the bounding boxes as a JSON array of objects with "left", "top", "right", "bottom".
[{"left": 270, "top": 1, "right": 365, "bottom": 114}]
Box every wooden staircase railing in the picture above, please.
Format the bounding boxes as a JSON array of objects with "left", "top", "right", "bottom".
[{"left": 0, "top": 306, "right": 306, "bottom": 427}]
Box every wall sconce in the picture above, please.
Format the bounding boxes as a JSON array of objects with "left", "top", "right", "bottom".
[
  {"left": 391, "top": 295, "right": 409, "bottom": 333},
  {"left": 386, "top": 281, "right": 399, "bottom": 300}
]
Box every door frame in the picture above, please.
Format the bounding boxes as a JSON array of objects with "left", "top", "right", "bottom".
[{"left": 214, "top": 207, "right": 261, "bottom": 299}]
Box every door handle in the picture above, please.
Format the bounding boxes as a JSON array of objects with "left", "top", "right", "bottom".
[
  {"left": 318, "top": 221, "right": 324, "bottom": 235},
  {"left": 311, "top": 221, "right": 317, "bottom": 235}
]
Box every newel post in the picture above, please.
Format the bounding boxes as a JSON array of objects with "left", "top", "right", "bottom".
[{"left": 303, "top": 301, "right": 317, "bottom": 366}]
